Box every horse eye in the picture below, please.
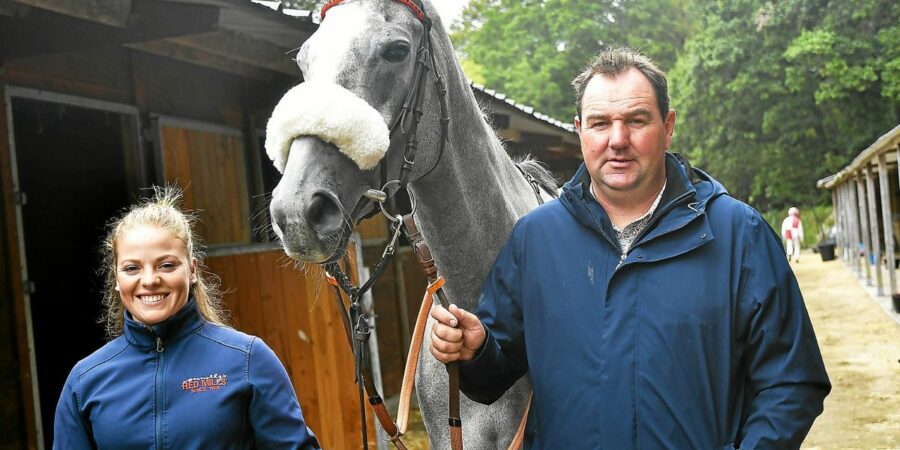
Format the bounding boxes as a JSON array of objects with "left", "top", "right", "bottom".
[{"left": 382, "top": 41, "right": 410, "bottom": 62}]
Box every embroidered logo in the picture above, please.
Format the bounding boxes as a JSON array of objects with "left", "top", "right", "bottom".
[{"left": 181, "top": 373, "right": 228, "bottom": 393}]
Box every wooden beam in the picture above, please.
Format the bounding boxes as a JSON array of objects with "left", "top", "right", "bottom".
[
  {"left": 0, "top": 75, "right": 40, "bottom": 450},
  {"left": 1, "top": 0, "right": 219, "bottom": 61},
  {"left": 841, "top": 184, "right": 851, "bottom": 264},
  {"left": 877, "top": 153, "right": 896, "bottom": 295},
  {"left": 865, "top": 166, "right": 883, "bottom": 294},
  {"left": 497, "top": 128, "right": 521, "bottom": 143},
  {"left": 857, "top": 174, "right": 872, "bottom": 284},
  {"left": 850, "top": 182, "right": 859, "bottom": 270},
  {"left": 126, "top": 39, "right": 275, "bottom": 82},
  {"left": 520, "top": 131, "right": 564, "bottom": 148},
  {"left": 166, "top": 29, "right": 297, "bottom": 76},
  {"left": 13, "top": 0, "right": 131, "bottom": 27},
  {"left": 849, "top": 182, "right": 862, "bottom": 275}
]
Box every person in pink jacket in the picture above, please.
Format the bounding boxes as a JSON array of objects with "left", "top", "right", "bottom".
[{"left": 781, "top": 207, "right": 804, "bottom": 262}]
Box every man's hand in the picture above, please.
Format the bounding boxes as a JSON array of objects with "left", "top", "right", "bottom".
[{"left": 430, "top": 304, "right": 486, "bottom": 363}]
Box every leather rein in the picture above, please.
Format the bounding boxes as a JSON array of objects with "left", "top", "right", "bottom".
[{"left": 317, "top": 1, "right": 535, "bottom": 448}]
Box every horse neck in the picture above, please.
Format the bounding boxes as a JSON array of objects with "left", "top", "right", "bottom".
[{"left": 408, "top": 70, "right": 537, "bottom": 311}]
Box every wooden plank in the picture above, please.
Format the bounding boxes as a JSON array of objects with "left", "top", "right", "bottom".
[
  {"left": 159, "top": 126, "right": 251, "bottom": 246},
  {"left": 226, "top": 135, "right": 251, "bottom": 243},
  {"left": 0, "top": 77, "right": 39, "bottom": 450},
  {"left": 255, "top": 251, "right": 289, "bottom": 365},
  {"left": 4, "top": 51, "right": 132, "bottom": 105},
  {"left": 167, "top": 29, "right": 297, "bottom": 76},
  {"left": 838, "top": 186, "right": 848, "bottom": 262},
  {"left": 356, "top": 214, "right": 388, "bottom": 243},
  {"left": 877, "top": 154, "right": 896, "bottom": 295},
  {"left": 865, "top": 167, "right": 883, "bottom": 294},
  {"left": 126, "top": 40, "right": 276, "bottom": 82},
  {"left": 305, "top": 266, "right": 346, "bottom": 448},
  {"left": 848, "top": 182, "right": 862, "bottom": 275},
  {"left": 232, "top": 252, "right": 264, "bottom": 337},
  {"left": 856, "top": 175, "right": 873, "bottom": 284},
  {"left": 3, "top": 0, "right": 220, "bottom": 60},
  {"left": 207, "top": 253, "right": 242, "bottom": 329},
  {"left": 187, "top": 130, "right": 216, "bottom": 242},
  {"left": 14, "top": 0, "right": 132, "bottom": 28},
  {"left": 277, "top": 253, "right": 321, "bottom": 433}
]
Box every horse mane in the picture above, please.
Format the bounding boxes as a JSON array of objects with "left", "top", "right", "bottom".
[
  {"left": 471, "top": 94, "right": 560, "bottom": 195},
  {"left": 515, "top": 156, "right": 559, "bottom": 194}
]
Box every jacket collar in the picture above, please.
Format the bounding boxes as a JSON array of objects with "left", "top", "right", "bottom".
[
  {"left": 123, "top": 297, "right": 205, "bottom": 350},
  {"left": 560, "top": 152, "right": 728, "bottom": 250}
]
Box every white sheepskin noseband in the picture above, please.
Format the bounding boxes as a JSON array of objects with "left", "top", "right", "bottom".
[{"left": 265, "top": 80, "right": 390, "bottom": 172}]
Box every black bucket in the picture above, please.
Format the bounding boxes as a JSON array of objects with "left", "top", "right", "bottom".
[
  {"left": 817, "top": 242, "right": 836, "bottom": 262},
  {"left": 892, "top": 294, "right": 900, "bottom": 314}
]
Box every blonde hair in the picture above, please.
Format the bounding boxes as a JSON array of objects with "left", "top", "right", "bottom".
[{"left": 99, "top": 186, "right": 228, "bottom": 338}]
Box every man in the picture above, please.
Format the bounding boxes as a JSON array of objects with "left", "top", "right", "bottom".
[{"left": 430, "top": 47, "right": 830, "bottom": 449}]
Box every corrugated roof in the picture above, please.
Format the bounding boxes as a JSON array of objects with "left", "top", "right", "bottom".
[
  {"left": 817, "top": 124, "right": 900, "bottom": 189},
  {"left": 470, "top": 82, "right": 575, "bottom": 134}
]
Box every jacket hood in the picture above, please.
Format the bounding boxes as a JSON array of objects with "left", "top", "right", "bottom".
[
  {"left": 560, "top": 152, "right": 728, "bottom": 239},
  {"left": 123, "top": 297, "right": 205, "bottom": 350}
]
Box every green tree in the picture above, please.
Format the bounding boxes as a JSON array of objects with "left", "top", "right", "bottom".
[
  {"left": 670, "top": 0, "right": 900, "bottom": 210},
  {"left": 451, "top": 0, "right": 696, "bottom": 121}
]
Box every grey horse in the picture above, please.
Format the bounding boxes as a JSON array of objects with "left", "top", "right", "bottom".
[{"left": 267, "top": 0, "right": 556, "bottom": 447}]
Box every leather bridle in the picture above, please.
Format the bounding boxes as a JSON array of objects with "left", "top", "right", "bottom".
[
  {"left": 315, "top": 2, "right": 537, "bottom": 449},
  {"left": 324, "top": 0, "right": 450, "bottom": 225},
  {"left": 318, "top": 1, "right": 458, "bottom": 449}
]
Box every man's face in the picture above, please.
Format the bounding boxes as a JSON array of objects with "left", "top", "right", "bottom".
[{"left": 574, "top": 68, "right": 676, "bottom": 200}]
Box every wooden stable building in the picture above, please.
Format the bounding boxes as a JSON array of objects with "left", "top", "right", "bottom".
[
  {"left": 0, "top": 1, "right": 379, "bottom": 448},
  {"left": 817, "top": 124, "right": 900, "bottom": 299},
  {"left": 0, "top": 1, "right": 583, "bottom": 448}
]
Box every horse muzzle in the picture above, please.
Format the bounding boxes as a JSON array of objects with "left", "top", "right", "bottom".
[{"left": 270, "top": 137, "right": 363, "bottom": 263}]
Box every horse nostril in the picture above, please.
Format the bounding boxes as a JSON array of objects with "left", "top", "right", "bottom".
[
  {"left": 306, "top": 192, "right": 344, "bottom": 235},
  {"left": 271, "top": 206, "right": 287, "bottom": 236}
]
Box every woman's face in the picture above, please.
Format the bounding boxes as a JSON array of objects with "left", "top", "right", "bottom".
[{"left": 115, "top": 225, "right": 196, "bottom": 326}]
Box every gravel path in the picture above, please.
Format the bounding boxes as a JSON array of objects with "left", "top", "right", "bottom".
[{"left": 798, "top": 250, "right": 900, "bottom": 449}]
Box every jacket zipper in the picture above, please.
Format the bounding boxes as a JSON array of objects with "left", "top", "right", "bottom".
[
  {"left": 614, "top": 190, "right": 696, "bottom": 271},
  {"left": 154, "top": 335, "right": 165, "bottom": 449}
]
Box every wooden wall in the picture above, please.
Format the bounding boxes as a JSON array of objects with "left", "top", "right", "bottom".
[
  {"left": 207, "top": 249, "right": 376, "bottom": 448},
  {"left": 160, "top": 125, "right": 251, "bottom": 245}
]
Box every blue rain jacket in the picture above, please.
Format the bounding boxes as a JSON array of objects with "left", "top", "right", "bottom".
[
  {"left": 460, "top": 154, "right": 830, "bottom": 449},
  {"left": 54, "top": 299, "right": 320, "bottom": 449}
]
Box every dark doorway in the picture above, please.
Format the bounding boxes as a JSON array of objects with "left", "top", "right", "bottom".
[{"left": 11, "top": 96, "right": 135, "bottom": 448}]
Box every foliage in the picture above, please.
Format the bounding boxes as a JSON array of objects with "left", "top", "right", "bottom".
[
  {"left": 453, "top": 0, "right": 900, "bottom": 211},
  {"left": 670, "top": 0, "right": 900, "bottom": 210},
  {"left": 450, "top": 0, "right": 696, "bottom": 121}
]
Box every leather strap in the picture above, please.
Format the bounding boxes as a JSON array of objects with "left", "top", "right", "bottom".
[{"left": 403, "top": 215, "right": 463, "bottom": 449}]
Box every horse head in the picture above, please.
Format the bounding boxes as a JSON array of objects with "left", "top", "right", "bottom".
[{"left": 267, "top": 0, "right": 446, "bottom": 263}]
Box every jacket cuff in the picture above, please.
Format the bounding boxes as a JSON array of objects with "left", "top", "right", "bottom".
[{"left": 459, "top": 329, "right": 505, "bottom": 404}]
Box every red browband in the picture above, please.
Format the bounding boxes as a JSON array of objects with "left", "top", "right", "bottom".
[{"left": 320, "top": 0, "right": 427, "bottom": 22}]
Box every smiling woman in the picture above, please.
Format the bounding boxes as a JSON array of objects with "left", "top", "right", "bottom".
[
  {"left": 52, "top": 186, "right": 321, "bottom": 449},
  {"left": 98, "top": 186, "right": 225, "bottom": 336}
]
